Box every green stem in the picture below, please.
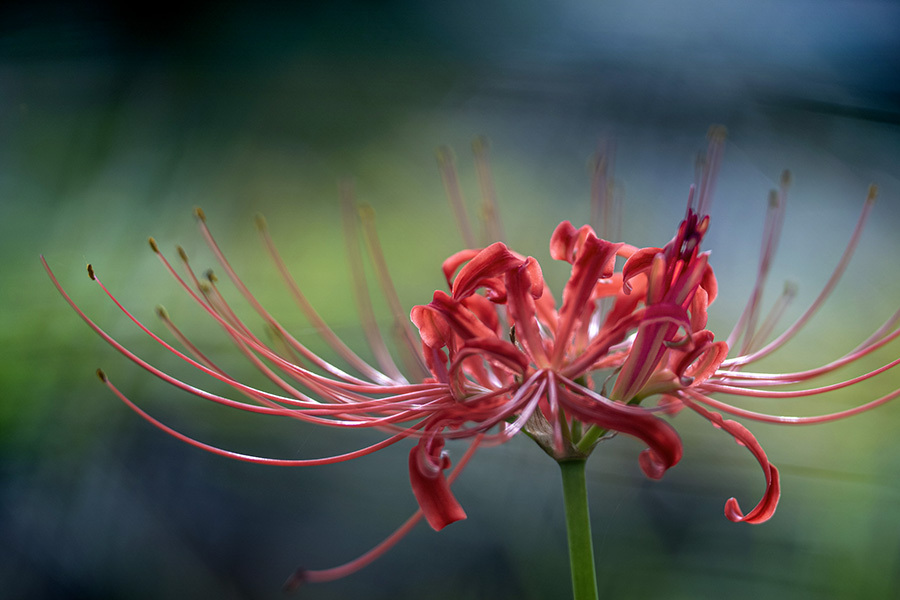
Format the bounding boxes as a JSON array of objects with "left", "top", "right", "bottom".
[
  {"left": 558, "top": 459, "right": 599, "bottom": 600},
  {"left": 575, "top": 424, "right": 608, "bottom": 454}
]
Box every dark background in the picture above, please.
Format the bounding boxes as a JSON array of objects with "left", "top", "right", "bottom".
[{"left": 3, "top": 1, "right": 900, "bottom": 598}]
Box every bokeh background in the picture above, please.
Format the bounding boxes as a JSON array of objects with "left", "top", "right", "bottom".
[{"left": 3, "top": 1, "right": 900, "bottom": 598}]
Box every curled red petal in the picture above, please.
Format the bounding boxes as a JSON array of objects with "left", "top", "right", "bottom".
[
  {"left": 505, "top": 258, "right": 551, "bottom": 367},
  {"left": 522, "top": 254, "right": 545, "bottom": 300},
  {"left": 408, "top": 437, "right": 467, "bottom": 531},
  {"left": 667, "top": 251, "right": 710, "bottom": 306},
  {"left": 461, "top": 294, "right": 501, "bottom": 336},
  {"left": 559, "top": 382, "right": 683, "bottom": 477},
  {"left": 683, "top": 398, "right": 781, "bottom": 524},
  {"left": 689, "top": 286, "right": 710, "bottom": 331},
  {"left": 621, "top": 246, "right": 663, "bottom": 293},
  {"left": 442, "top": 249, "right": 481, "bottom": 289},
  {"left": 534, "top": 283, "right": 559, "bottom": 334},
  {"left": 428, "top": 290, "right": 497, "bottom": 341},
  {"left": 701, "top": 263, "right": 718, "bottom": 303},
  {"left": 549, "top": 221, "right": 579, "bottom": 262},
  {"left": 565, "top": 301, "right": 690, "bottom": 379},
  {"left": 553, "top": 234, "right": 622, "bottom": 364},
  {"left": 451, "top": 242, "right": 523, "bottom": 300},
  {"left": 410, "top": 304, "right": 451, "bottom": 349},
  {"left": 675, "top": 334, "right": 729, "bottom": 386},
  {"left": 610, "top": 302, "right": 692, "bottom": 401},
  {"left": 639, "top": 449, "right": 668, "bottom": 479},
  {"left": 421, "top": 341, "right": 450, "bottom": 384}
]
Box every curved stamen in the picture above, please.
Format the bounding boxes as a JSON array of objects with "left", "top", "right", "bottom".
[
  {"left": 716, "top": 320, "right": 900, "bottom": 384},
  {"left": 98, "top": 368, "right": 425, "bottom": 465},
  {"left": 705, "top": 355, "right": 900, "bottom": 397},
  {"left": 684, "top": 387, "right": 900, "bottom": 425}
]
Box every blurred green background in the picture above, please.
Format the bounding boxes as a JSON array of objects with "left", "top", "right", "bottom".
[{"left": 3, "top": 1, "right": 900, "bottom": 598}]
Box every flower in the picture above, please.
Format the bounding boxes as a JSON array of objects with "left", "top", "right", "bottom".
[{"left": 42, "top": 131, "right": 900, "bottom": 586}]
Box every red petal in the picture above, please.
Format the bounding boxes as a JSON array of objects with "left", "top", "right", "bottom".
[
  {"left": 442, "top": 249, "right": 481, "bottom": 289},
  {"left": 621, "top": 246, "right": 662, "bottom": 293},
  {"left": 559, "top": 383, "right": 683, "bottom": 477},
  {"left": 701, "top": 263, "right": 718, "bottom": 303},
  {"left": 553, "top": 234, "right": 622, "bottom": 364},
  {"left": 609, "top": 302, "right": 692, "bottom": 401},
  {"left": 689, "top": 286, "right": 710, "bottom": 331},
  {"left": 549, "top": 221, "right": 611, "bottom": 265},
  {"left": 549, "top": 221, "right": 579, "bottom": 262},
  {"left": 408, "top": 438, "right": 467, "bottom": 531},
  {"left": 451, "top": 242, "right": 523, "bottom": 300},
  {"left": 461, "top": 294, "right": 501, "bottom": 336},
  {"left": 684, "top": 399, "right": 781, "bottom": 524},
  {"left": 410, "top": 304, "right": 451, "bottom": 349},
  {"left": 428, "top": 291, "right": 497, "bottom": 341},
  {"left": 674, "top": 334, "right": 728, "bottom": 386},
  {"left": 505, "top": 258, "right": 551, "bottom": 366},
  {"left": 534, "top": 284, "right": 559, "bottom": 334}
]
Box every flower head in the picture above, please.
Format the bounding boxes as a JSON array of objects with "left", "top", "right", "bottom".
[{"left": 43, "top": 131, "right": 900, "bottom": 585}]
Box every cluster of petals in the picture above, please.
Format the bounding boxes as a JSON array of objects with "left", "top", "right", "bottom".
[{"left": 42, "top": 138, "right": 900, "bottom": 584}]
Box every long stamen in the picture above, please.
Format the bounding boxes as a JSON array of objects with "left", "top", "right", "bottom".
[
  {"left": 726, "top": 172, "right": 790, "bottom": 353},
  {"left": 684, "top": 387, "right": 900, "bottom": 425},
  {"left": 706, "top": 355, "right": 900, "bottom": 397},
  {"left": 256, "top": 211, "right": 401, "bottom": 385},
  {"left": 339, "top": 182, "right": 411, "bottom": 383},
  {"left": 436, "top": 146, "right": 476, "bottom": 248},
  {"left": 156, "top": 305, "right": 224, "bottom": 373},
  {"left": 695, "top": 125, "right": 726, "bottom": 217},
  {"left": 155, "top": 233, "right": 373, "bottom": 386},
  {"left": 472, "top": 136, "right": 505, "bottom": 244},
  {"left": 724, "top": 185, "right": 878, "bottom": 367},
  {"left": 49, "top": 258, "right": 443, "bottom": 425},
  {"left": 740, "top": 281, "right": 796, "bottom": 355},
  {"left": 717, "top": 319, "right": 900, "bottom": 384},
  {"left": 589, "top": 140, "right": 620, "bottom": 242},
  {"left": 97, "top": 368, "right": 426, "bottom": 463},
  {"left": 357, "top": 203, "right": 430, "bottom": 380}
]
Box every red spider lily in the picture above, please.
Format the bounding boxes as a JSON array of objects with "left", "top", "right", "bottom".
[{"left": 42, "top": 132, "right": 900, "bottom": 586}]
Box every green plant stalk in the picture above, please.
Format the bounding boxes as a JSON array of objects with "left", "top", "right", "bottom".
[{"left": 559, "top": 458, "right": 599, "bottom": 600}]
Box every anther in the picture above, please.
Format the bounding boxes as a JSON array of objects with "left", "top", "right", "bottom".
[
  {"left": 148, "top": 237, "right": 159, "bottom": 253},
  {"left": 866, "top": 184, "right": 878, "bottom": 204},
  {"left": 176, "top": 246, "right": 188, "bottom": 263},
  {"left": 255, "top": 213, "right": 268, "bottom": 231},
  {"left": 435, "top": 145, "right": 454, "bottom": 166},
  {"left": 205, "top": 269, "right": 218, "bottom": 283},
  {"left": 780, "top": 170, "right": 792, "bottom": 188},
  {"left": 472, "top": 135, "right": 489, "bottom": 155},
  {"left": 707, "top": 124, "right": 727, "bottom": 142},
  {"left": 96, "top": 368, "right": 108, "bottom": 382},
  {"left": 155, "top": 305, "right": 170, "bottom": 320},
  {"left": 358, "top": 203, "right": 376, "bottom": 222},
  {"left": 86, "top": 264, "right": 95, "bottom": 280},
  {"left": 194, "top": 207, "right": 206, "bottom": 222}
]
